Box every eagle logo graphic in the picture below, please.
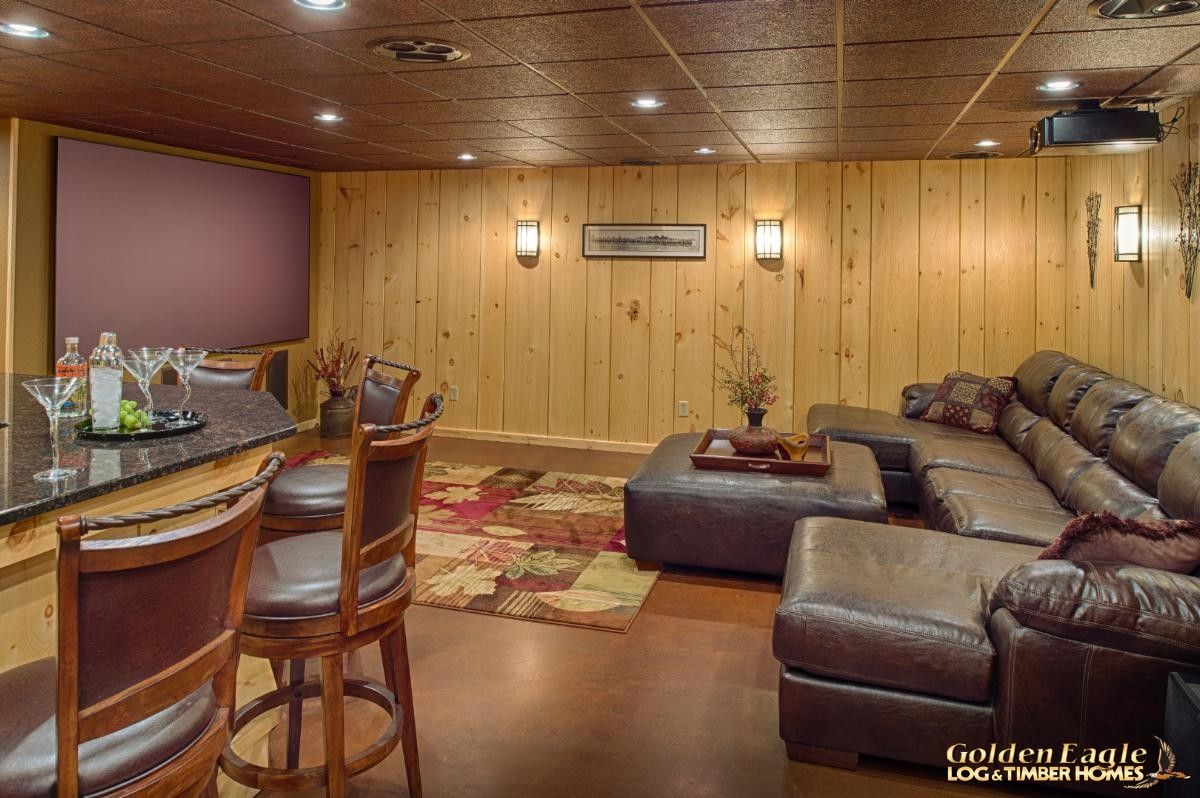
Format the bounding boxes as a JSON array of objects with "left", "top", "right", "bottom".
[{"left": 1126, "top": 737, "right": 1190, "bottom": 789}]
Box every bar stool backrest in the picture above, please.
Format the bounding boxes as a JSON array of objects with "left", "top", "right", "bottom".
[
  {"left": 189, "top": 348, "right": 275, "bottom": 392},
  {"left": 355, "top": 356, "right": 421, "bottom": 427}
]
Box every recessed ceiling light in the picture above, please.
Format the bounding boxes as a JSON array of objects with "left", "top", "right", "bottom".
[
  {"left": 975, "top": 139, "right": 1000, "bottom": 147},
  {"left": 631, "top": 97, "right": 664, "bottom": 109},
  {"left": 457, "top": 153, "right": 477, "bottom": 161},
  {"left": 1, "top": 22, "right": 49, "bottom": 37},
  {"left": 293, "top": 0, "right": 347, "bottom": 10},
  {"left": 694, "top": 147, "right": 716, "bottom": 155},
  {"left": 313, "top": 112, "right": 344, "bottom": 122},
  {"left": 1039, "top": 79, "right": 1080, "bottom": 92}
]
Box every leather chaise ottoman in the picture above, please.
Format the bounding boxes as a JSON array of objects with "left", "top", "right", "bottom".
[{"left": 624, "top": 433, "right": 887, "bottom": 576}]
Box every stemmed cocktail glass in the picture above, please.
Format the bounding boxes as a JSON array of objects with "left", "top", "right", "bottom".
[
  {"left": 23, "top": 377, "right": 80, "bottom": 481},
  {"left": 167, "top": 348, "right": 208, "bottom": 415},
  {"left": 123, "top": 347, "right": 171, "bottom": 415}
]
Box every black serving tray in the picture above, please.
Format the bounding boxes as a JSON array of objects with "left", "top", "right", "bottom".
[{"left": 74, "top": 410, "right": 206, "bottom": 442}]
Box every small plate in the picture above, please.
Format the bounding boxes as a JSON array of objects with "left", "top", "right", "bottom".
[{"left": 74, "top": 410, "right": 206, "bottom": 442}]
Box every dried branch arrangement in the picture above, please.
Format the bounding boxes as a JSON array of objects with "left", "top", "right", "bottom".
[
  {"left": 1086, "top": 191, "right": 1102, "bottom": 289},
  {"left": 308, "top": 337, "right": 360, "bottom": 396},
  {"left": 714, "top": 327, "right": 778, "bottom": 413},
  {"left": 1172, "top": 162, "right": 1200, "bottom": 300}
]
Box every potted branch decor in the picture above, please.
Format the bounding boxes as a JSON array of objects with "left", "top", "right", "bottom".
[
  {"left": 1086, "top": 190, "right": 1102, "bottom": 289},
  {"left": 309, "top": 337, "right": 360, "bottom": 439},
  {"left": 1173, "top": 162, "right": 1200, "bottom": 299},
  {"left": 715, "top": 327, "right": 779, "bottom": 455}
]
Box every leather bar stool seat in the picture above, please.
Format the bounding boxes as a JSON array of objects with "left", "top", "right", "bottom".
[
  {"left": 263, "top": 464, "right": 350, "bottom": 521},
  {"left": 0, "top": 658, "right": 218, "bottom": 797},
  {"left": 245, "top": 532, "right": 407, "bottom": 620}
]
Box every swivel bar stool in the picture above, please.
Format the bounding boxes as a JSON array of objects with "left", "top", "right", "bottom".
[
  {"left": 0, "top": 454, "right": 284, "bottom": 797},
  {"left": 259, "top": 355, "right": 421, "bottom": 541},
  {"left": 220, "top": 395, "right": 442, "bottom": 798}
]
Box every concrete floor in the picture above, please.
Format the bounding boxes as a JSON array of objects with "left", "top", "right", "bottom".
[{"left": 247, "top": 432, "right": 1060, "bottom": 798}]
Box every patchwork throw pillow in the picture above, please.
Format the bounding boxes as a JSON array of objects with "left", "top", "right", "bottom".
[
  {"left": 1039, "top": 512, "right": 1200, "bottom": 573},
  {"left": 920, "top": 371, "right": 1017, "bottom": 434}
]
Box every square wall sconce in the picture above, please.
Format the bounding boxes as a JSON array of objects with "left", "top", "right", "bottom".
[
  {"left": 515, "top": 220, "right": 540, "bottom": 258},
  {"left": 755, "top": 219, "right": 782, "bottom": 260},
  {"left": 1114, "top": 204, "right": 1142, "bottom": 262}
]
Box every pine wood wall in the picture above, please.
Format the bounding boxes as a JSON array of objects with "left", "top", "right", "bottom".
[{"left": 318, "top": 98, "right": 1199, "bottom": 449}]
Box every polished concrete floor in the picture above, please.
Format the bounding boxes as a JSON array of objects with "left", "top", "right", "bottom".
[{"left": 248, "top": 432, "right": 1060, "bottom": 798}]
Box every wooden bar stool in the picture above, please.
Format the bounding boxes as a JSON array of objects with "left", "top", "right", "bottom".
[
  {"left": 0, "top": 454, "right": 285, "bottom": 797},
  {"left": 188, "top": 347, "right": 275, "bottom": 392},
  {"left": 220, "top": 395, "right": 442, "bottom": 798},
  {"left": 260, "top": 355, "right": 421, "bottom": 541}
]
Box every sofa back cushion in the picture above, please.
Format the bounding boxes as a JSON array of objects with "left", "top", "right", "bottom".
[
  {"left": 1064, "top": 462, "right": 1162, "bottom": 518},
  {"left": 1069, "top": 379, "right": 1153, "bottom": 457},
  {"left": 1020, "top": 419, "right": 1098, "bottom": 502},
  {"left": 1047, "top": 365, "right": 1110, "bottom": 432},
  {"left": 1159, "top": 431, "right": 1200, "bottom": 519},
  {"left": 998, "top": 402, "right": 1040, "bottom": 451},
  {"left": 1108, "top": 396, "right": 1200, "bottom": 494},
  {"left": 1013, "top": 351, "right": 1080, "bottom": 416}
]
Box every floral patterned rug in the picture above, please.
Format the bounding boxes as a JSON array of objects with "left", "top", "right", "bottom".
[{"left": 292, "top": 455, "right": 659, "bottom": 632}]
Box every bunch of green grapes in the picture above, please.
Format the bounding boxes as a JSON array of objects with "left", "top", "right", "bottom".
[{"left": 119, "top": 399, "right": 151, "bottom": 432}]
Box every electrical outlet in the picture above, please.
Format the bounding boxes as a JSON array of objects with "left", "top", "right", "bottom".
[
  {"left": 449, "top": 385, "right": 459, "bottom": 401},
  {"left": 677, "top": 400, "right": 688, "bottom": 417}
]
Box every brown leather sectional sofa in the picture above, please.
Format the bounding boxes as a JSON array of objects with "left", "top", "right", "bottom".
[{"left": 772, "top": 351, "right": 1200, "bottom": 789}]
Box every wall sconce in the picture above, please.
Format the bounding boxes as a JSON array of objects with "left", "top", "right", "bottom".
[
  {"left": 515, "top": 220, "right": 539, "bottom": 258},
  {"left": 1114, "top": 205, "right": 1142, "bottom": 262},
  {"left": 755, "top": 219, "right": 782, "bottom": 260}
]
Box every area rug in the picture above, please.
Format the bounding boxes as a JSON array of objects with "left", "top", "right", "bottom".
[{"left": 288, "top": 454, "right": 659, "bottom": 632}]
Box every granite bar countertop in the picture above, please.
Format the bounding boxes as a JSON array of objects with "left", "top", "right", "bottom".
[{"left": 0, "top": 374, "right": 296, "bottom": 526}]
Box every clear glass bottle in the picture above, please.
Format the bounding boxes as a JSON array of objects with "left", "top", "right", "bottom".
[
  {"left": 55, "top": 337, "right": 89, "bottom": 419},
  {"left": 88, "top": 332, "right": 124, "bottom": 431}
]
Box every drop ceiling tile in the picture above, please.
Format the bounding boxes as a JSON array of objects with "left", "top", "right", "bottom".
[
  {"left": 269, "top": 104, "right": 394, "bottom": 127},
  {"left": 544, "top": 133, "right": 642, "bottom": 148},
  {"left": 304, "top": 23, "right": 515, "bottom": 71},
  {"left": 655, "top": 143, "right": 749, "bottom": 157},
  {"left": 460, "top": 136, "right": 555, "bottom": 150},
  {"left": 840, "top": 144, "right": 930, "bottom": 157},
  {"left": 685, "top": 47, "right": 836, "bottom": 87},
  {"left": 220, "top": 0, "right": 447, "bottom": 34},
  {"left": 48, "top": 47, "right": 249, "bottom": 87},
  {"left": 1007, "top": 28, "right": 1200, "bottom": 72},
  {"left": 577, "top": 88, "right": 711, "bottom": 115},
  {"left": 643, "top": 0, "right": 834, "bottom": 52},
  {"left": 174, "top": 36, "right": 375, "bottom": 78},
  {"left": 737, "top": 128, "right": 837, "bottom": 143},
  {"left": 638, "top": 130, "right": 739, "bottom": 146},
  {"left": 355, "top": 100, "right": 494, "bottom": 124},
  {"left": 0, "top": 2, "right": 138, "bottom": 53},
  {"left": 707, "top": 83, "right": 836, "bottom": 111},
  {"left": 272, "top": 73, "right": 437, "bottom": 105},
  {"left": 574, "top": 146, "right": 669, "bottom": 161},
  {"left": 0, "top": 79, "right": 32, "bottom": 95},
  {"left": 844, "top": 0, "right": 1045, "bottom": 42},
  {"left": 612, "top": 112, "right": 724, "bottom": 133},
  {"left": 510, "top": 159, "right": 602, "bottom": 167},
  {"left": 1129, "top": 64, "right": 1200, "bottom": 98},
  {"left": 331, "top": 124, "right": 440, "bottom": 142},
  {"left": 514, "top": 117, "right": 625, "bottom": 136},
  {"left": 94, "top": 87, "right": 239, "bottom": 116},
  {"left": 181, "top": 76, "right": 343, "bottom": 111},
  {"left": 413, "top": 120, "right": 533, "bottom": 138},
  {"left": 402, "top": 65, "right": 563, "bottom": 98},
  {"left": 28, "top": 0, "right": 286, "bottom": 43},
  {"left": 725, "top": 108, "right": 837, "bottom": 129},
  {"left": 941, "top": 121, "right": 1035, "bottom": 146},
  {"left": 842, "top": 124, "right": 947, "bottom": 141},
  {"left": 441, "top": 0, "right": 629, "bottom": 17},
  {"left": 490, "top": 148, "right": 580, "bottom": 161},
  {"left": 846, "top": 37, "right": 1013, "bottom": 80},
  {"left": 468, "top": 9, "right": 664, "bottom": 62},
  {"left": 536, "top": 56, "right": 692, "bottom": 93},
  {"left": 395, "top": 140, "right": 478, "bottom": 155},
  {"left": 0, "top": 56, "right": 136, "bottom": 91},
  {"left": 747, "top": 142, "right": 838, "bottom": 156},
  {"left": 843, "top": 103, "right": 962, "bottom": 125},
  {"left": 959, "top": 101, "right": 1063, "bottom": 124},
  {"left": 843, "top": 75, "right": 983, "bottom": 107},
  {"left": 1182, "top": 48, "right": 1200, "bottom": 65},
  {"left": 461, "top": 94, "right": 598, "bottom": 120},
  {"left": 1037, "top": 2, "right": 1200, "bottom": 32},
  {"left": 983, "top": 68, "right": 1152, "bottom": 101},
  {"left": 308, "top": 140, "right": 410, "bottom": 156}
]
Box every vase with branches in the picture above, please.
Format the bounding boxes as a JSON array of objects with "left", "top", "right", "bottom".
[
  {"left": 1173, "top": 162, "right": 1200, "bottom": 300},
  {"left": 715, "top": 327, "right": 779, "bottom": 454},
  {"left": 308, "top": 337, "right": 360, "bottom": 398}
]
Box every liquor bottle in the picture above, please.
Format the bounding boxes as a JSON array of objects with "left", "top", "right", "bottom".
[
  {"left": 88, "top": 332, "right": 123, "bottom": 431},
  {"left": 55, "top": 337, "right": 89, "bottom": 419}
]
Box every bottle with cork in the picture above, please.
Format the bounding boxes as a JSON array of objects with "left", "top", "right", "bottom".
[{"left": 55, "top": 336, "right": 88, "bottom": 419}]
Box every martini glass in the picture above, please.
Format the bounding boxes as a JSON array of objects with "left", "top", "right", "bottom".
[
  {"left": 167, "top": 348, "right": 208, "bottom": 416},
  {"left": 123, "top": 347, "right": 172, "bottom": 415},
  {"left": 23, "top": 377, "right": 81, "bottom": 481}
]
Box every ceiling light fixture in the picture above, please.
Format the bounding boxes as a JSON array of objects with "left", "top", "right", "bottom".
[
  {"left": 313, "top": 112, "right": 343, "bottom": 122},
  {"left": 975, "top": 139, "right": 1000, "bottom": 147},
  {"left": 694, "top": 147, "right": 716, "bottom": 155},
  {"left": 293, "top": 0, "right": 347, "bottom": 10},
  {"left": 631, "top": 97, "right": 664, "bottom": 109},
  {"left": 457, "top": 153, "right": 477, "bottom": 161},
  {"left": 1039, "top": 79, "right": 1080, "bottom": 92},
  {"left": 0, "top": 22, "right": 49, "bottom": 37},
  {"left": 1089, "top": 0, "right": 1200, "bottom": 19}
]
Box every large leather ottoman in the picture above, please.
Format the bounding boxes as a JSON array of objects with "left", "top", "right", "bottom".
[{"left": 624, "top": 433, "right": 888, "bottom": 576}]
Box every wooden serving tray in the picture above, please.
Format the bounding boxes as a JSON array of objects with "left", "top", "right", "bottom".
[{"left": 690, "top": 430, "right": 832, "bottom": 476}]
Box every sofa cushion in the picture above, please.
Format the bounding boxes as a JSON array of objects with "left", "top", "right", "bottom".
[
  {"left": 775, "top": 518, "right": 1033, "bottom": 703},
  {"left": 943, "top": 493, "right": 1075, "bottom": 547},
  {"left": 807, "top": 404, "right": 996, "bottom": 472},
  {"left": 1013, "top": 351, "right": 1080, "bottom": 416},
  {"left": 909, "top": 438, "right": 1035, "bottom": 480},
  {"left": 997, "top": 401, "right": 1041, "bottom": 451},
  {"left": 1046, "top": 365, "right": 1110, "bottom": 431},
  {"left": 920, "top": 371, "right": 1017, "bottom": 434},
  {"left": 1108, "top": 396, "right": 1200, "bottom": 494},
  {"left": 1039, "top": 511, "right": 1200, "bottom": 573},
  {"left": 925, "top": 468, "right": 1064, "bottom": 511},
  {"left": 1063, "top": 462, "right": 1162, "bottom": 518},
  {"left": 1070, "top": 379, "right": 1153, "bottom": 457},
  {"left": 1158, "top": 431, "right": 1200, "bottom": 519},
  {"left": 1018, "top": 419, "right": 1099, "bottom": 501},
  {"left": 901, "top": 382, "right": 941, "bottom": 419}
]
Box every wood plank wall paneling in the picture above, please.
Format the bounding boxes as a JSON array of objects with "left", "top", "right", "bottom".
[{"left": 322, "top": 107, "right": 1200, "bottom": 448}]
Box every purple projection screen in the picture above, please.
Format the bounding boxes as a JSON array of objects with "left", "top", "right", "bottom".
[{"left": 55, "top": 139, "right": 310, "bottom": 352}]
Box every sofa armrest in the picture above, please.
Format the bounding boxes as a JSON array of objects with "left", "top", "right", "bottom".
[
  {"left": 989, "top": 559, "right": 1200, "bottom": 664},
  {"left": 900, "top": 383, "right": 940, "bottom": 419}
]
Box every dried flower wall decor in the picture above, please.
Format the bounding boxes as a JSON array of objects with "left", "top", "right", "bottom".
[
  {"left": 1172, "top": 162, "right": 1200, "bottom": 300},
  {"left": 1086, "top": 191, "right": 1102, "bottom": 289}
]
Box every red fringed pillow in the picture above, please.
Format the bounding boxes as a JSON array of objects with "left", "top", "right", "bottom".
[
  {"left": 1039, "top": 512, "right": 1200, "bottom": 573},
  {"left": 919, "top": 371, "right": 1017, "bottom": 434}
]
